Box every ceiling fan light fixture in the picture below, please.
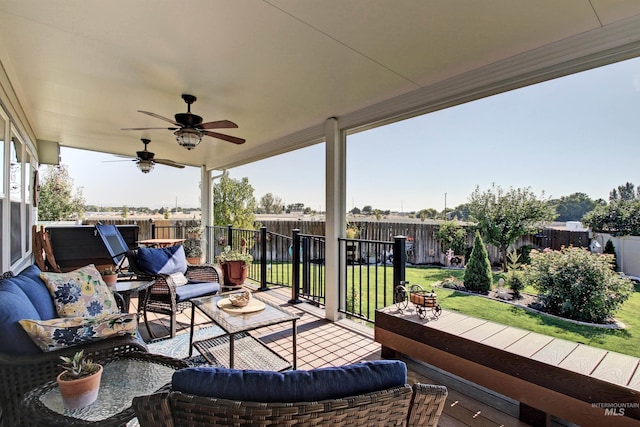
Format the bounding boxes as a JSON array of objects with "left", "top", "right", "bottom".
[
  {"left": 137, "top": 159, "right": 155, "bottom": 173},
  {"left": 175, "top": 128, "right": 202, "bottom": 150}
]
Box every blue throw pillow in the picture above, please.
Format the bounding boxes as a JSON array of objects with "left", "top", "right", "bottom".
[
  {"left": 137, "top": 245, "right": 187, "bottom": 275},
  {"left": 0, "top": 281, "right": 44, "bottom": 355},
  {"left": 172, "top": 360, "right": 407, "bottom": 403}
]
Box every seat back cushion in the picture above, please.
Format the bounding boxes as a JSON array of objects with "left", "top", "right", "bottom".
[
  {"left": 137, "top": 245, "right": 187, "bottom": 275},
  {"left": 172, "top": 360, "right": 407, "bottom": 403},
  {"left": 0, "top": 281, "right": 43, "bottom": 355},
  {"left": 40, "top": 264, "right": 119, "bottom": 317},
  {"left": 15, "top": 264, "right": 57, "bottom": 320}
]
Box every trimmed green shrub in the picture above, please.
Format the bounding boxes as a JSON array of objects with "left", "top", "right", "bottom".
[
  {"left": 524, "top": 247, "right": 633, "bottom": 323},
  {"left": 504, "top": 269, "right": 525, "bottom": 298},
  {"left": 463, "top": 231, "right": 493, "bottom": 293}
]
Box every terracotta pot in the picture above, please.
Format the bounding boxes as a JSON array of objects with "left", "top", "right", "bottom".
[
  {"left": 56, "top": 364, "right": 103, "bottom": 410},
  {"left": 102, "top": 274, "right": 118, "bottom": 288},
  {"left": 220, "top": 260, "right": 248, "bottom": 288},
  {"left": 186, "top": 256, "right": 202, "bottom": 265}
]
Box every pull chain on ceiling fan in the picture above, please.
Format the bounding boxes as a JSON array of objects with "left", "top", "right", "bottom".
[{"left": 121, "top": 94, "right": 245, "bottom": 150}]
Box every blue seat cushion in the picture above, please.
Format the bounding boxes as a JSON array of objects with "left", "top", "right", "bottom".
[
  {"left": 172, "top": 360, "right": 407, "bottom": 403},
  {"left": 0, "top": 281, "right": 44, "bottom": 355},
  {"left": 137, "top": 246, "right": 187, "bottom": 275},
  {"left": 174, "top": 281, "right": 219, "bottom": 303},
  {"left": 14, "top": 265, "right": 57, "bottom": 320}
]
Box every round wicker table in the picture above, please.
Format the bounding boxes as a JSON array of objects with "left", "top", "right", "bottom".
[{"left": 23, "top": 352, "right": 188, "bottom": 427}]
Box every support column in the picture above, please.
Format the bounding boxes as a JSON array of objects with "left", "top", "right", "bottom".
[
  {"left": 324, "top": 117, "right": 345, "bottom": 321},
  {"left": 200, "top": 166, "right": 212, "bottom": 262}
]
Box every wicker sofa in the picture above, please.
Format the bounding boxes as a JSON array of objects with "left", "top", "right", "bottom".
[
  {"left": 0, "top": 264, "right": 148, "bottom": 427},
  {"left": 133, "top": 361, "right": 448, "bottom": 427}
]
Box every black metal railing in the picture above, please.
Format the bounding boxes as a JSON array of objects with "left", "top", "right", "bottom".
[
  {"left": 338, "top": 236, "right": 406, "bottom": 323},
  {"left": 149, "top": 222, "right": 405, "bottom": 323}
]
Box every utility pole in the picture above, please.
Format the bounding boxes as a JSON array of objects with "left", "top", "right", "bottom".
[{"left": 444, "top": 193, "right": 447, "bottom": 221}]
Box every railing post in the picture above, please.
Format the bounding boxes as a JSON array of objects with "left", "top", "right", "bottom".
[
  {"left": 393, "top": 236, "right": 407, "bottom": 287},
  {"left": 151, "top": 222, "right": 156, "bottom": 239},
  {"left": 227, "top": 224, "right": 233, "bottom": 248},
  {"left": 301, "top": 235, "right": 311, "bottom": 295},
  {"left": 289, "top": 229, "right": 302, "bottom": 304},
  {"left": 258, "top": 226, "right": 269, "bottom": 292}
]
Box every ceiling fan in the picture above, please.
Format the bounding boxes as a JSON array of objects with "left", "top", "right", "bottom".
[
  {"left": 121, "top": 94, "right": 245, "bottom": 150},
  {"left": 110, "top": 138, "right": 186, "bottom": 174}
]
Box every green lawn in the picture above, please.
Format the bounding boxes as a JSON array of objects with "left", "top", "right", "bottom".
[
  {"left": 405, "top": 267, "right": 640, "bottom": 358},
  {"left": 258, "top": 262, "right": 640, "bottom": 357}
]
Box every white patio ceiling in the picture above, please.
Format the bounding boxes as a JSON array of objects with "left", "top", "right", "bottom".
[{"left": 2, "top": 1, "right": 640, "bottom": 170}]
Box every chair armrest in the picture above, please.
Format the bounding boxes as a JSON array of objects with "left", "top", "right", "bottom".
[
  {"left": 186, "top": 263, "right": 222, "bottom": 283},
  {"left": 133, "top": 391, "right": 175, "bottom": 427},
  {"left": 407, "top": 383, "right": 448, "bottom": 427}
]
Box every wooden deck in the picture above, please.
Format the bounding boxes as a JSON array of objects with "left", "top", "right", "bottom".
[{"left": 130, "top": 287, "right": 539, "bottom": 426}]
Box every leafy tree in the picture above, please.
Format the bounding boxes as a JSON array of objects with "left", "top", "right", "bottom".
[
  {"left": 362, "top": 205, "right": 373, "bottom": 215},
  {"left": 434, "top": 220, "right": 466, "bottom": 255},
  {"left": 349, "top": 207, "right": 361, "bottom": 215},
  {"left": 548, "top": 192, "right": 598, "bottom": 222},
  {"left": 582, "top": 182, "right": 640, "bottom": 236},
  {"left": 525, "top": 247, "right": 633, "bottom": 323},
  {"left": 418, "top": 208, "right": 437, "bottom": 221},
  {"left": 259, "top": 193, "right": 283, "bottom": 214},
  {"left": 468, "top": 184, "right": 555, "bottom": 270},
  {"left": 287, "top": 202, "right": 305, "bottom": 212},
  {"left": 37, "top": 165, "right": 85, "bottom": 221},
  {"left": 463, "top": 231, "right": 492, "bottom": 293},
  {"left": 447, "top": 203, "right": 470, "bottom": 221},
  {"left": 609, "top": 182, "right": 639, "bottom": 202},
  {"left": 213, "top": 171, "right": 256, "bottom": 229}
]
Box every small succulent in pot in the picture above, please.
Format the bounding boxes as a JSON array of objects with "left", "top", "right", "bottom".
[{"left": 58, "top": 350, "right": 101, "bottom": 381}]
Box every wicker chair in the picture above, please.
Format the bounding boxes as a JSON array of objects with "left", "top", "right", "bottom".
[
  {"left": 0, "top": 335, "right": 147, "bottom": 427},
  {"left": 133, "top": 383, "right": 448, "bottom": 427},
  {"left": 126, "top": 249, "right": 222, "bottom": 339}
]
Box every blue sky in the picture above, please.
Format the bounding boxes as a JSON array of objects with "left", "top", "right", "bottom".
[{"left": 60, "top": 56, "right": 640, "bottom": 212}]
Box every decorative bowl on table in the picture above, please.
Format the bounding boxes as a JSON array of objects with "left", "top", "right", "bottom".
[{"left": 228, "top": 290, "right": 252, "bottom": 307}]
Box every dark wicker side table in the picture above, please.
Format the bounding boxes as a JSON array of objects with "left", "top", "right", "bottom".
[{"left": 22, "top": 352, "right": 188, "bottom": 427}]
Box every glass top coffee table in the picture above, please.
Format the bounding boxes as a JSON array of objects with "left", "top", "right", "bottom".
[
  {"left": 23, "top": 352, "right": 188, "bottom": 427},
  {"left": 189, "top": 293, "right": 299, "bottom": 371}
]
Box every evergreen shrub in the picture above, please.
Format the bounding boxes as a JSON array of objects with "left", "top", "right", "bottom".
[{"left": 463, "top": 231, "right": 493, "bottom": 293}]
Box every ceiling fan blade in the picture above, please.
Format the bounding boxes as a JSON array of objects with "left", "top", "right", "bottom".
[
  {"left": 202, "top": 131, "right": 246, "bottom": 145},
  {"left": 102, "top": 159, "right": 135, "bottom": 163},
  {"left": 138, "top": 110, "right": 182, "bottom": 126},
  {"left": 154, "top": 159, "right": 186, "bottom": 169},
  {"left": 199, "top": 120, "right": 238, "bottom": 130},
  {"left": 121, "top": 127, "right": 179, "bottom": 131}
]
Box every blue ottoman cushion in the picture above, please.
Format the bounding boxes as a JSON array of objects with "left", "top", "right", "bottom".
[{"left": 172, "top": 360, "right": 407, "bottom": 403}]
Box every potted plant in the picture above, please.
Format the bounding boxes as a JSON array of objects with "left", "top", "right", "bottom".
[
  {"left": 57, "top": 350, "right": 103, "bottom": 410},
  {"left": 101, "top": 267, "right": 118, "bottom": 288},
  {"left": 183, "top": 238, "right": 203, "bottom": 264},
  {"left": 216, "top": 245, "right": 253, "bottom": 289}
]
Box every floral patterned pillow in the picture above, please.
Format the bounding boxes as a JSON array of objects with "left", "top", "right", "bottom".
[
  {"left": 40, "top": 264, "right": 119, "bottom": 317},
  {"left": 19, "top": 313, "right": 138, "bottom": 352}
]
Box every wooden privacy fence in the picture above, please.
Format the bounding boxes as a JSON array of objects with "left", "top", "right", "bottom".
[{"left": 82, "top": 219, "right": 590, "bottom": 265}]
